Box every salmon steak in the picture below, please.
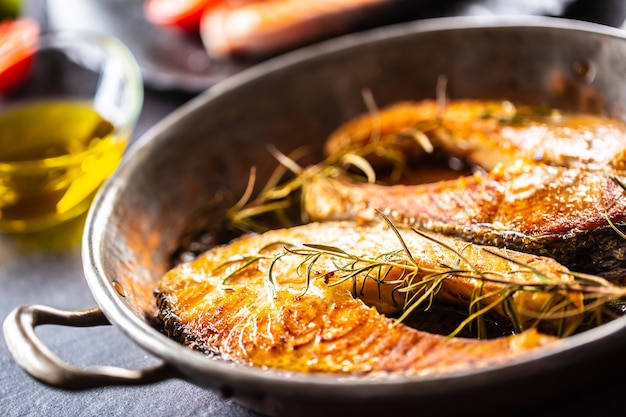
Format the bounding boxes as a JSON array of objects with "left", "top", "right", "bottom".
[
  {"left": 156, "top": 221, "right": 585, "bottom": 375},
  {"left": 303, "top": 163, "right": 626, "bottom": 276},
  {"left": 323, "top": 99, "right": 626, "bottom": 172},
  {"left": 308, "top": 99, "right": 626, "bottom": 277}
]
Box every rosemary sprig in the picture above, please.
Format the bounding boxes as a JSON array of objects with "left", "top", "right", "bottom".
[
  {"left": 224, "top": 143, "right": 385, "bottom": 235},
  {"left": 214, "top": 213, "right": 626, "bottom": 339}
]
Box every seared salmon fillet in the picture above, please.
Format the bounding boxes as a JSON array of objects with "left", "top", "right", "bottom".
[
  {"left": 313, "top": 99, "right": 626, "bottom": 276},
  {"left": 302, "top": 163, "right": 626, "bottom": 275},
  {"left": 156, "top": 221, "right": 580, "bottom": 375},
  {"left": 324, "top": 99, "right": 626, "bottom": 172}
]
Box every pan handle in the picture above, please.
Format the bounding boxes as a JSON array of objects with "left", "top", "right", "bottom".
[{"left": 2, "top": 304, "right": 177, "bottom": 390}]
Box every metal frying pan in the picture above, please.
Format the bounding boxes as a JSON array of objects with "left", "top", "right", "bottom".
[{"left": 5, "top": 16, "right": 626, "bottom": 417}]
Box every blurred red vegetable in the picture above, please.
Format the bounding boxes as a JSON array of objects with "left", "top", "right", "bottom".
[
  {"left": 0, "top": 18, "right": 39, "bottom": 93},
  {"left": 144, "top": 0, "right": 220, "bottom": 33}
]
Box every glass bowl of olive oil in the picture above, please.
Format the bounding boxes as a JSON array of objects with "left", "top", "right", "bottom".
[{"left": 0, "top": 30, "right": 143, "bottom": 233}]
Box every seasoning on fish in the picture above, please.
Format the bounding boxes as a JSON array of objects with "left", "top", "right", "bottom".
[
  {"left": 302, "top": 163, "right": 626, "bottom": 276},
  {"left": 324, "top": 99, "right": 626, "bottom": 172},
  {"left": 311, "top": 99, "right": 626, "bottom": 277},
  {"left": 158, "top": 98, "right": 626, "bottom": 376},
  {"left": 155, "top": 220, "right": 590, "bottom": 375}
]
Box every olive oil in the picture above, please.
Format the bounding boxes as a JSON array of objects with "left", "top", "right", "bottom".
[{"left": 0, "top": 100, "right": 126, "bottom": 233}]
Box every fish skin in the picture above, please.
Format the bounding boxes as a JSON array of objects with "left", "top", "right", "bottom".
[
  {"left": 156, "top": 221, "right": 577, "bottom": 375},
  {"left": 302, "top": 162, "right": 626, "bottom": 275},
  {"left": 324, "top": 99, "right": 626, "bottom": 172}
]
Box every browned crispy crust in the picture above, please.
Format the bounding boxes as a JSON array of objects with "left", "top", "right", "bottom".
[
  {"left": 157, "top": 100, "right": 626, "bottom": 375},
  {"left": 156, "top": 221, "right": 575, "bottom": 375},
  {"left": 157, "top": 284, "right": 555, "bottom": 375},
  {"left": 314, "top": 99, "right": 626, "bottom": 277},
  {"left": 324, "top": 99, "right": 626, "bottom": 172},
  {"left": 303, "top": 163, "right": 626, "bottom": 276}
]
